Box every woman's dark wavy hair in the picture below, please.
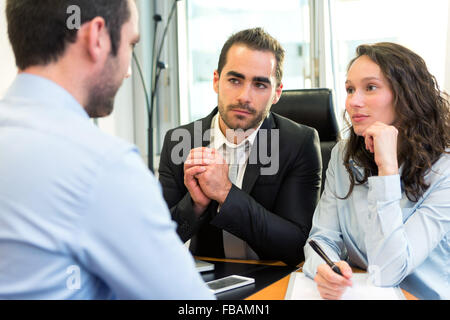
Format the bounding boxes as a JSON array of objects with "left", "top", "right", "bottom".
[{"left": 342, "top": 42, "right": 450, "bottom": 202}]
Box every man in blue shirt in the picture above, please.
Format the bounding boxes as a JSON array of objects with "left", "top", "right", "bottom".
[{"left": 0, "top": 0, "right": 213, "bottom": 299}]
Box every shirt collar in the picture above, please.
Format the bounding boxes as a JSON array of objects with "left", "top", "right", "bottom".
[
  {"left": 3, "top": 73, "right": 89, "bottom": 119},
  {"left": 211, "top": 112, "right": 263, "bottom": 150}
]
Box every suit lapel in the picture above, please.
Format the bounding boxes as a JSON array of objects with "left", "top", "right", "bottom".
[{"left": 242, "top": 113, "right": 276, "bottom": 194}]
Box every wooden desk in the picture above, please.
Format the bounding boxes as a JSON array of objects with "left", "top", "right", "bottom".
[
  {"left": 197, "top": 257, "right": 418, "bottom": 300},
  {"left": 246, "top": 269, "right": 418, "bottom": 300}
]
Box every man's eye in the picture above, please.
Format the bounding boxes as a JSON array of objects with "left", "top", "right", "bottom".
[
  {"left": 255, "top": 83, "right": 267, "bottom": 89},
  {"left": 229, "top": 78, "right": 240, "bottom": 84}
]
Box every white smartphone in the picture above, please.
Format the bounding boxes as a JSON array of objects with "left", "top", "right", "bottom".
[
  {"left": 194, "top": 259, "right": 215, "bottom": 273},
  {"left": 206, "top": 275, "right": 255, "bottom": 294}
]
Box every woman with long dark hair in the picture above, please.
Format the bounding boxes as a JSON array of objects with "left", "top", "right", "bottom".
[{"left": 303, "top": 42, "right": 450, "bottom": 300}]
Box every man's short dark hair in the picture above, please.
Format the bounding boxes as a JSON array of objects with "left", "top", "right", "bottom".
[
  {"left": 6, "top": 0, "right": 131, "bottom": 70},
  {"left": 217, "top": 27, "right": 285, "bottom": 87}
]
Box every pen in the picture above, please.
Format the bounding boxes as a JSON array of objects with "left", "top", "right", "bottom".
[{"left": 308, "top": 239, "right": 343, "bottom": 276}]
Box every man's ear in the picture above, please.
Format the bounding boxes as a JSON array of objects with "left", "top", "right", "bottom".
[
  {"left": 213, "top": 70, "right": 220, "bottom": 94},
  {"left": 84, "top": 17, "right": 110, "bottom": 63},
  {"left": 272, "top": 83, "right": 284, "bottom": 104}
]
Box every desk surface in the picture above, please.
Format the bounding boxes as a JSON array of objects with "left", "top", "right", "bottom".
[
  {"left": 196, "top": 257, "right": 418, "bottom": 300},
  {"left": 197, "top": 256, "right": 296, "bottom": 300}
]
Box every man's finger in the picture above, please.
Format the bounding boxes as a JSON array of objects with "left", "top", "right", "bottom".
[
  {"left": 185, "top": 165, "right": 206, "bottom": 178},
  {"left": 189, "top": 147, "right": 216, "bottom": 158},
  {"left": 185, "top": 158, "right": 213, "bottom": 166},
  {"left": 186, "top": 148, "right": 216, "bottom": 165}
]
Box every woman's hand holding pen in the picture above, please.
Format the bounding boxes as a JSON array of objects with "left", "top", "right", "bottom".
[
  {"left": 362, "top": 121, "right": 399, "bottom": 176},
  {"left": 314, "top": 261, "right": 353, "bottom": 300}
]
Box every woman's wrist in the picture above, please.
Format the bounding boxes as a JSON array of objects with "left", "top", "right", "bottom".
[{"left": 378, "top": 166, "right": 399, "bottom": 176}]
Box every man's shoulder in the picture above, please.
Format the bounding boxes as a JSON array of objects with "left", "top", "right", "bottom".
[
  {"left": 168, "top": 109, "right": 216, "bottom": 133},
  {"left": 271, "top": 112, "right": 318, "bottom": 139},
  {"left": 166, "top": 120, "right": 197, "bottom": 134},
  {"left": 163, "top": 109, "right": 217, "bottom": 147},
  {"left": 0, "top": 97, "right": 136, "bottom": 160}
]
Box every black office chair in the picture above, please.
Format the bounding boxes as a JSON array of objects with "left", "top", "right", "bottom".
[{"left": 271, "top": 88, "right": 340, "bottom": 193}]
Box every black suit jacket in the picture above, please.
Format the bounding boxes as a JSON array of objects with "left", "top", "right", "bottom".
[{"left": 158, "top": 108, "right": 322, "bottom": 266}]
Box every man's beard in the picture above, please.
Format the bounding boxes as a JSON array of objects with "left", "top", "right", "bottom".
[
  {"left": 85, "top": 57, "right": 122, "bottom": 118},
  {"left": 218, "top": 102, "right": 269, "bottom": 131}
]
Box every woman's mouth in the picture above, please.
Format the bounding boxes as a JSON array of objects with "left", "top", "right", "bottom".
[{"left": 352, "top": 114, "right": 369, "bottom": 122}]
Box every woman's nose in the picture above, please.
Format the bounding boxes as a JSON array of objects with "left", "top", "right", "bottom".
[{"left": 347, "top": 90, "right": 364, "bottom": 108}]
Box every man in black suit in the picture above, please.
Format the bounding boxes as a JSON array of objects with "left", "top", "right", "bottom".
[{"left": 158, "top": 28, "right": 321, "bottom": 266}]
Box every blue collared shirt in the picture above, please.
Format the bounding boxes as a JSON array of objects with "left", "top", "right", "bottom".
[
  {"left": 303, "top": 140, "right": 450, "bottom": 300},
  {"left": 0, "top": 74, "right": 214, "bottom": 300}
]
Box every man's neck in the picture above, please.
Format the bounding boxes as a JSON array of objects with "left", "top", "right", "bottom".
[{"left": 21, "top": 64, "right": 86, "bottom": 110}]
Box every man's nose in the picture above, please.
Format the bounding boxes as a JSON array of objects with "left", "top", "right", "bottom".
[
  {"left": 125, "top": 65, "right": 132, "bottom": 79},
  {"left": 236, "top": 83, "right": 252, "bottom": 104}
]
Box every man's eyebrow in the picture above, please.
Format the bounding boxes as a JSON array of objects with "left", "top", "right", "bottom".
[
  {"left": 226, "top": 71, "right": 271, "bottom": 84},
  {"left": 253, "top": 76, "right": 271, "bottom": 84},
  {"left": 226, "top": 71, "right": 245, "bottom": 79}
]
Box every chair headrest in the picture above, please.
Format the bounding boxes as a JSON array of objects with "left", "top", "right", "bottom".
[{"left": 271, "top": 88, "right": 340, "bottom": 142}]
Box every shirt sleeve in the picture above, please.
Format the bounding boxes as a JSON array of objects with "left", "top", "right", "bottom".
[
  {"left": 303, "top": 143, "right": 347, "bottom": 279},
  {"left": 362, "top": 168, "right": 450, "bottom": 287},
  {"left": 73, "top": 148, "right": 214, "bottom": 300}
]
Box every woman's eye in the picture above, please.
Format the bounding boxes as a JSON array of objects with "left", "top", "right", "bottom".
[
  {"left": 346, "top": 87, "right": 354, "bottom": 94},
  {"left": 367, "top": 84, "right": 377, "bottom": 91}
]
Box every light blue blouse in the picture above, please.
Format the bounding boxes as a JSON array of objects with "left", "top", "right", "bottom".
[{"left": 303, "top": 140, "right": 450, "bottom": 300}]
